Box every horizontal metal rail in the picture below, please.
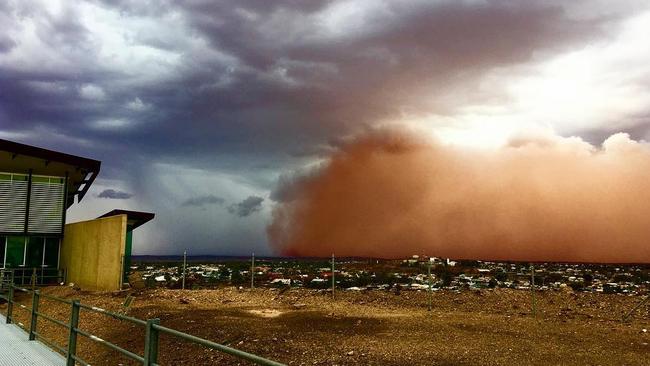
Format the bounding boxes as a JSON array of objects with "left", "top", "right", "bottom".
[
  {"left": 35, "top": 310, "right": 70, "bottom": 329},
  {"left": 34, "top": 331, "right": 68, "bottom": 355},
  {"left": 75, "top": 327, "right": 145, "bottom": 363},
  {"left": 152, "top": 324, "right": 286, "bottom": 366},
  {"left": 12, "top": 274, "right": 62, "bottom": 278},
  {"left": 0, "top": 267, "right": 66, "bottom": 286},
  {"left": 41, "top": 292, "right": 73, "bottom": 305},
  {"left": 0, "top": 283, "right": 287, "bottom": 366},
  {"left": 71, "top": 354, "right": 91, "bottom": 366},
  {"left": 78, "top": 302, "right": 147, "bottom": 326}
]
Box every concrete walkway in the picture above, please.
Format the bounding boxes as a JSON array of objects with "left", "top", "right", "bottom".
[{"left": 0, "top": 315, "right": 64, "bottom": 366}]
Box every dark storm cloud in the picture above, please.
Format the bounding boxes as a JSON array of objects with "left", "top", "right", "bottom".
[
  {"left": 228, "top": 196, "right": 264, "bottom": 217},
  {"left": 578, "top": 113, "right": 650, "bottom": 146},
  {"left": 1, "top": 0, "right": 630, "bottom": 165},
  {"left": 98, "top": 189, "right": 133, "bottom": 199},
  {"left": 177, "top": 1, "right": 617, "bottom": 123},
  {"left": 181, "top": 195, "right": 225, "bottom": 207}
]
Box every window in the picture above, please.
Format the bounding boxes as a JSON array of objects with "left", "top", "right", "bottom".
[
  {"left": 5, "top": 236, "right": 26, "bottom": 268},
  {"left": 0, "top": 172, "right": 29, "bottom": 233},
  {"left": 24, "top": 237, "right": 59, "bottom": 268},
  {"left": 27, "top": 237, "right": 45, "bottom": 268},
  {"left": 0, "top": 236, "right": 5, "bottom": 267},
  {"left": 28, "top": 175, "right": 65, "bottom": 234},
  {"left": 0, "top": 236, "right": 59, "bottom": 268},
  {"left": 44, "top": 238, "right": 59, "bottom": 268},
  {"left": 0, "top": 173, "right": 28, "bottom": 181}
]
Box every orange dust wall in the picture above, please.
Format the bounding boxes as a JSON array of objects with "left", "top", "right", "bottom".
[{"left": 60, "top": 215, "right": 127, "bottom": 291}]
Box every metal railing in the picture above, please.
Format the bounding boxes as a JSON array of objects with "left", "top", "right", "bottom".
[
  {"left": 0, "top": 284, "right": 285, "bottom": 366},
  {"left": 0, "top": 270, "right": 13, "bottom": 292},
  {"left": 1, "top": 268, "right": 66, "bottom": 287}
]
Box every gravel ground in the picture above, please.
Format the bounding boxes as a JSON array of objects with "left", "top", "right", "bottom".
[{"left": 1, "top": 286, "right": 648, "bottom": 365}]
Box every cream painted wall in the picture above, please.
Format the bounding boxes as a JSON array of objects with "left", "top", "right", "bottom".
[{"left": 60, "top": 215, "right": 127, "bottom": 291}]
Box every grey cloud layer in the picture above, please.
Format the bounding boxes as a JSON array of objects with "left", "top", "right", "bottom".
[
  {"left": 228, "top": 196, "right": 265, "bottom": 217},
  {"left": 181, "top": 195, "right": 226, "bottom": 207},
  {"left": 97, "top": 189, "right": 133, "bottom": 199},
  {"left": 2, "top": 1, "right": 630, "bottom": 162}
]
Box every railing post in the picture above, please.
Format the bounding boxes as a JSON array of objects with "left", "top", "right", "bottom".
[
  {"left": 29, "top": 289, "right": 40, "bottom": 340},
  {"left": 67, "top": 300, "right": 80, "bottom": 366},
  {"left": 31, "top": 268, "right": 36, "bottom": 290},
  {"left": 6, "top": 285, "right": 14, "bottom": 324},
  {"left": 144, "top": 318, "right": 160, "bottom": 365}
]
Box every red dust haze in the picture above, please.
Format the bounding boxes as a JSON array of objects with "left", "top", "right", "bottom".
[{"left": 268, "top": 129, "right": 650, "bottom": 263}]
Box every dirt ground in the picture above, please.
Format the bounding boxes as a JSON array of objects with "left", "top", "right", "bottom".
[{"left": 1, "top": 286, "right": 648, "bottom": 365}]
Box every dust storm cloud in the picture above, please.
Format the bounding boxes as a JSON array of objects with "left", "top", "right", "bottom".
[{"left": 268, "top": 130, "right": 650, "bottom": 263}]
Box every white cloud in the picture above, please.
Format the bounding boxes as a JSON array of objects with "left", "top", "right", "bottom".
[
  {"left": 406, "top": 10, "right": 650, "bottom": 148},
  {"left": 497, "top": 11, "right": 650, "bottom": 135},
  {"left": 91, "top": 119, "right": 131, "bottom": 130},
  {"left": 126, "top": 97, "right": 149, "bottom": 111},
  {"left": 79, "top": 84, "right": 106, "bottom": 100}
]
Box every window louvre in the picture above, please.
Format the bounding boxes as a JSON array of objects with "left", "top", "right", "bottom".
[
  {"left": 28, "top": 176, "right": 65, "bottom": 234},
  {"left": 0, "top": 174, "right": 28, "bottom": 233}
]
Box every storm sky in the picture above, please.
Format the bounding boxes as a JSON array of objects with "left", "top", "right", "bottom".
[{"left": 2, "top": 1, "right": 650, "bottom": 257}]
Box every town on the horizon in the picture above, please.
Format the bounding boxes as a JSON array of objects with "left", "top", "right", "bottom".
[{"left": 135, "top": 255, "right": 650, "bottom": 296}]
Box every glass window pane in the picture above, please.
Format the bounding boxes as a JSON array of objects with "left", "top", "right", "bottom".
[
  {"left": 31, "top": 176, "right": 49, "bottom": 183},
  {"left": 27, "top": 237, "right": 44, "bottom": 267},
  {"left": 0, "top": 236, "right": 5, "bottom": 266},
  {"left": 44, "top": 238, "right": 59, "bottom": 268},
  {"left": 5, "top": 236, "right": 25, "bottom": 268}
]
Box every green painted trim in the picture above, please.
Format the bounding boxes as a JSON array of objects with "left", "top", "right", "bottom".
[{"left": 123, "top": 229, "right": 133, "bottom": 282}]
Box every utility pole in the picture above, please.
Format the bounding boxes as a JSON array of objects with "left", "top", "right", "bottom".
[
  {"left": 251, "top": 253, "right": 255, "bottom": 289},
  {"left": 331, "top": 254, "right": 335, "bottom": 299},
  {"left": 428, "top": 258, "right": 433, "bottom": 312},
  {"left": 182, "top": 250, "right": 187, "bottom": 290},
  {"left": 531, "top": 264, "right": 536, "bottom": 318}
]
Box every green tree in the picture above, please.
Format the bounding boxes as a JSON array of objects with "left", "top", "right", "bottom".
[{"left": 495, "top": 271, "right": 508, "bottom": 282}]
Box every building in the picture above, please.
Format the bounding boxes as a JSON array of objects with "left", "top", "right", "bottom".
[
  {"left": 98, "top": 209, "right": 154, "bottom": 283},
  {"left": 1, "top": 139, "right": 153, "bottom": 291},
  {"left": 0, "top": 139, "right": 100, "bottom": 275}
]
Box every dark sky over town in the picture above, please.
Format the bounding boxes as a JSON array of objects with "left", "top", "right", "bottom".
[{"left": 1, "top": 1, "right": 650, "bottom": 256}]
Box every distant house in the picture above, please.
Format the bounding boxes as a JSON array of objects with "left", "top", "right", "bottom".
[{"left": 270, "top": 278, "right": 291, "bottom": 286}]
